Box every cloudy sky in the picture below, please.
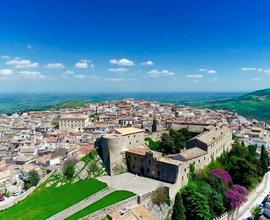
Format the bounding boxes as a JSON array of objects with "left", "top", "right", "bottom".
[{"left": 0, "top": 0, "right": 270, "bottom": 92}]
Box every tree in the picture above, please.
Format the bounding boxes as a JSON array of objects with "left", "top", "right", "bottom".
[
  {"left": 252, "top": 205, "right": 263, "bottom": 220},
  {"left": 205, "top": 173, "right": 228, "bottom": 196},
  {"left": 211, "top": 169, "right": 232, "bottom": 184},
  {"left": 169, "top": 129, "right": 186, "bottom": 150},
  {"left": 182, "top": 186, "right": 211, "bottom": 220},
  {"left": 226, "top": 184, "right": 247, "bottom": 209},
  {"left": 260, "top": 145, "right": 269, "bottom": 174},
  {"left": 64, "top": 164, "right": 75, "bottom": 179},
  {"left": 211, "top": 191, "right": 225, "bottom": 217},
  {"left": 160, "top": 133, "right": 175, "bottom": 155},
  {"left": 172, "top": 192, "right": 186, "bottom": 220},
  {"left": 144, "top": 137, "right": 160, "bottom": 151},
  {"left": 52, "top": 116, "right": 60, "bottom": 129},
  {"left": 248, "top": 145, "right": 257, "bottom": 159},
  {"left": 28, "top": 170, "right": 40, "bottom": 186},
  {"left": 178, "top": 128, "right": 193, "bottom": 141}
]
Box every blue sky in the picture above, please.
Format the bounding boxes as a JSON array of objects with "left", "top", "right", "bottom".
[{"left": 0, "top": 0, "right": 270, "bottom": 92}]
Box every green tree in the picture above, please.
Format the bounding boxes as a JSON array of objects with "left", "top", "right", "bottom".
[
  {"left": 28, "top": 170, "right": 40, "bottom": 186},
  {"left": 182, "top": 186, "right": 211, "bottom": 220},
  {"left": 260, "top": 145, "right": 269, "bottom": 174},
  {"left": 248, "top": 145, "right": 257, "bottom": 158},
  {"left": 172, "top": 192, "right": 186, "bottom": 220},
  {"left": 160, "top": 133, "right": 175, "bottom": 155},
  {"left": 252, "top": 205, "right": 263, "bottom": 220},
  {"left": 169, "top": 129, "right": 186, "bottom": 150},
  {"left": 52, "top": 116, "right": 60, "bottom": 129},
  {"left": 144, "top": 137, "right": 160, "bottom": 151},
  {"left": 211, "top": 191, "right": 225, "bottom": 217},
  {"left": 205, "top": 173, "right": 227, "bottom": 196},
  {"left": 178, "top": 128, "right": 193, "bottom": 141},
  {"left": 64, "top": 164, "right": 75, "bottom": 179}
]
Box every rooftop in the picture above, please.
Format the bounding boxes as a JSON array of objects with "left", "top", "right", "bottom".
[
  {"left": 115, "top": 127, "right": 144, "bottom": 136},
  {"left": 170, "top": 147, "right": 207, "bottom": 161}
]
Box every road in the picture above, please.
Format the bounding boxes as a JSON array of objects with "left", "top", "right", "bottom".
[{"left": 237, "top": 172, "right": 270, "bottom": 219}]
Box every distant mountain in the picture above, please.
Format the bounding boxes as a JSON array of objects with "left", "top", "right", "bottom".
[{"left": 192, "top": 88, "right": 270, "bottom": 122}]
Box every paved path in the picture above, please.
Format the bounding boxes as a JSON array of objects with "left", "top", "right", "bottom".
[
  {"left": 98, "top": 173, "right": 172, "bottom": 196},
  {"left": 47, "top": 187, "right": 115, "bottom": 220},
  {"left": 237, "top": 172, "right": 270, "bottom": 220}
]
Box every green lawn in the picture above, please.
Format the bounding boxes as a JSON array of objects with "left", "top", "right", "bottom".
[
  {"left": 66, "top": 190, "right": 135, "bottom": 220},
  {"left": 0, "top": 178, "right": 107, "bottom": 220}
]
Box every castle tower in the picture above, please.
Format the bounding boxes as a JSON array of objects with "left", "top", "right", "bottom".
[{"left": 152, "top": 116, "right": 158, "bottom": 132}]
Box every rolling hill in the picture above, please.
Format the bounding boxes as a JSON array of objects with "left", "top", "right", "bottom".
[{"left": 192, "top": 88, "right": 270, "bottom": 122}]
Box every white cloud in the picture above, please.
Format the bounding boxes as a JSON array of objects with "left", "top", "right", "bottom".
[
  {"left": 105, "top": 78, "right": 126, "bottom": 81},
  {"left": 108, "top": 67, "right": 129, "bottom": 74},
  {"left": 0, "top": 69, "right": 13, "bottom": 76},
  {"left": 110, "top": 58, "right": 134, "bottom": 66},
  {"left": 141, "top": 60, "right": 154, "bottom": 66},
  {"left": 241, "top": 67, "right": 270, "bottom": 74},
  {"left": 260, "top": 69, "right": 270, "bottom": 74},
  {"left": 6, "top": 58, "right": 38, "bottom": 68},
  {"left": 75, "top": 59, "right": 94, "bottom": 69},
  {"left": 74, "top": 74, "right": 87, "bottom": 79},
  {"left": 199, "top": 68, "right": 208, "bottom": 72},
  {"left": 46, "top": 63, "right": 65, "bottom": 69},
  {"left": 1, "top": 55, "right": 10, "bottom": 59},
  {"left": 241, "top": 67, "right": 257, "bottom": 71},
  {"left": 27, "top": 44, "right": 32, "bottom": 49},
  {"left": 185, "top": 74, "right": 203, "bottom": 78},
  {"left": 207, "top": 69, "right": 216, "bottom": 74},
  {"left": 65, "top": 70, "right": 74, "bottom": 75},
  {"left": 199, "top": 68, "right": 216, "bottom": 74},
  {"left": 148, "top": 69, "right": 175, "bottom": 77},
  {"left": 19, "top": 71, "right": 45, "bottom": 79}
]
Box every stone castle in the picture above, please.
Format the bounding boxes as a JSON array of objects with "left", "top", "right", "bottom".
[{"left": 96, "top": 123, "right": 232, "bottom": 190}]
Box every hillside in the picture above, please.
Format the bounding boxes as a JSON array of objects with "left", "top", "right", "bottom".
[
  {"left": 46, "top": 100, "right": 90, "bottom": 110},
  {"left": 193, "top": 88, "right": 270, "bottom": 122}
]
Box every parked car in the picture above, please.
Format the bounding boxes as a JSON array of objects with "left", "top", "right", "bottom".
[
  {"left": 264, "top": 202, "right": 270, "bottom": 218},
  {"left": 12, "top": 191, "right": 20, "bottom": 197}
]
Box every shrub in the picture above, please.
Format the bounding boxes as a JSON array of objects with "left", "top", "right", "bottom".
[
  {"left": 151, "top": 187, "right": 169, "bottom": 205},
  {"left": 64, "top": 164, "right": 75, "bottom": 179},
  {"left": 212, "top": 169, "right": 232, "bottom": 184},
  {"left": 226, "top": 184, "right": 247, "bottom": 209}
]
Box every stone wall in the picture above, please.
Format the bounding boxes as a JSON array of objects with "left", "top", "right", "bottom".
[{"left": 81, "top": 187, "right": 169, "bottom": 220}]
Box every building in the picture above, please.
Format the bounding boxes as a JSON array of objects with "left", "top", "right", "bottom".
[
  {"left": 96, "top": 127, "right": 145, "bottom": 175},
  {"left": 126, "top": 147, "right": 180, "bottom": 183},
  {"left": 96, "top": 124, "right": 232, "bottom": 187},
  {"left": 59, "top": 114, "right": 89, "bottom": 131}
]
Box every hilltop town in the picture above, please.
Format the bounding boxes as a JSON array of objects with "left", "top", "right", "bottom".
[{"left": 0, "top": 99, "right": 269, "bottom": 219}]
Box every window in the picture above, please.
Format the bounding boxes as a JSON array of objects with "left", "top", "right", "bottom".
[
  {"left": 147, "top": 168, "right": 150, "bottom": 173},
  {"left": 134, "top": 157, "right": 136, "bottom": 160},
  {"left": 157, "top": 170, "right": 160, "bottom": 176},
  {"left": 132, "top": 165, "right": 135, "bottom": 169}
]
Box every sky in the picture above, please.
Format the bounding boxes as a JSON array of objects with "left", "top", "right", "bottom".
[{"left": 0, "top": 0, "right": 270, "bottom": 92}]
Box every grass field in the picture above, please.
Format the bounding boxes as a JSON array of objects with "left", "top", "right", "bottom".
[
  {"left": 66, "top": 190, "right": 135, "bottom": 220},
  {"left": 0, "top": 178, "right": 107, "bottom": 220}
]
